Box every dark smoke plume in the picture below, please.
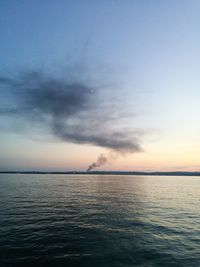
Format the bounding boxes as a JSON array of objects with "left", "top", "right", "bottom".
[
  {"left": 87, "top": 154, "right": 107, "bottom": 171},
  {"left": 0, "top": 70, "right": 143, "bottom": 159}
]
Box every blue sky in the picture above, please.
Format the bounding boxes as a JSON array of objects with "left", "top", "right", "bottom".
[{"left": 1, "top": 1, "right": 200, "bottom": 171}]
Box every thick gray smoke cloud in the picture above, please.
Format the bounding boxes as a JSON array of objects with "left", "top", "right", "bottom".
[
  {"left": 87, "top": 154, "right": 107, "bottom": 171},
  {"left": 0, "top": 70, "right": 143, "bottom": 164}
]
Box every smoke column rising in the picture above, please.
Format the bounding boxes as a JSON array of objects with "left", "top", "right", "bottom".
[
  {"left": 87, "top": 154, "right": 107, "bottom": 171},
  {"left": 0, "top": 68, "right": 144, "bottom": 170}
]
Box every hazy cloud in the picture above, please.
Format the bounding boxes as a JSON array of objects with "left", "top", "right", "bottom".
[{"left": 0, "top": 70, "right": 143, "bottom": 154}]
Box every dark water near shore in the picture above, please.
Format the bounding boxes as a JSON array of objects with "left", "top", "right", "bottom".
[{"left": 0, "top": 174, "right": 199, "bottom": 267}]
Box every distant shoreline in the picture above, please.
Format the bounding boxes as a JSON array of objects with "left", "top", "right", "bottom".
[{"left": 0, "top": 171, "right": 200, "bottom": 176}]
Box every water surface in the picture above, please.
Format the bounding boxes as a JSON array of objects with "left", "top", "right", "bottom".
[{"left": 0, "top": 174, "right": 199, "bottom": 266}]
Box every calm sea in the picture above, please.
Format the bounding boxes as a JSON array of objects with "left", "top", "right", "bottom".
[{"left": 0, "top": 174, "right": 199, "bottom": 266}]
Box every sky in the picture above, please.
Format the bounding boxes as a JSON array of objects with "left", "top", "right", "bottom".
[{"left": 0, "top": 0, "right": 200, "bottom": 171}]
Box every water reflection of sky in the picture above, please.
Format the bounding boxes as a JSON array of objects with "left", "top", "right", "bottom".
[{"left": 0, "top": 174, "right": 199, "bottom": 266}]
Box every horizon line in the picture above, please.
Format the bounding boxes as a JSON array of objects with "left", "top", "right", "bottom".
[{"left": 1, "top": 170, "right": 200, "bottom": 176}]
